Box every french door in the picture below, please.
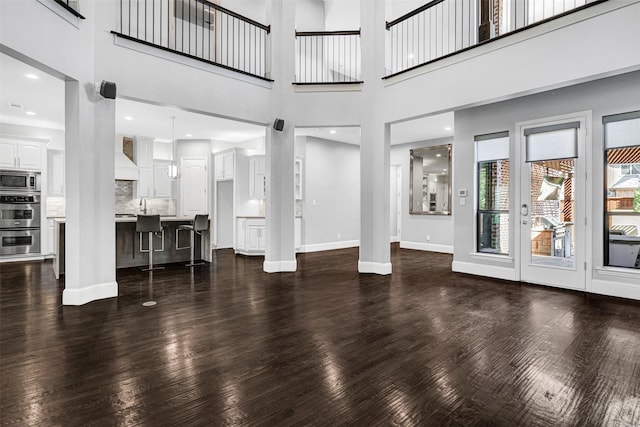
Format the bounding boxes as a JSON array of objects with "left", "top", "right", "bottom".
[{"left": 519, "top": 116, "right": 588, "bottom": 290}]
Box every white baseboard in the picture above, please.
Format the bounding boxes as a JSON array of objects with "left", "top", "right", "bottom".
[
  {"left": 300, "top": 240, "right": 359, "bottom": 253},
  {"left": 452, "top": 260, "right": 518, "bottom": 282},
  {"left": 400, "top": 241, "right": 454, "bottom": 254},
  {"left": 62, "top": 281, "right": 118, "bottom": 306},
  {"left": 591, "top": 279, "right": 640, "bottom": 301},
  {"left": 0, "top": 255, "right": 45, "bottom": 263},
  {"left": 390, "top": 236, "right": 400, "bottom": 243},
  {"left": 358, "top": 261, "right": 392, "bottom": 275},
  {"left": 263, "top": 260, "right": 297, "bottom": 273}
]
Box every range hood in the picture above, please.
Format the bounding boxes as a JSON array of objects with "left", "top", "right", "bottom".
[{"left": 115, "top": 136, "right": 138, "bottom": 180}]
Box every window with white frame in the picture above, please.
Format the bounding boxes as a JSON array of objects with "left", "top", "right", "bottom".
[
  {"left": 476, "top": 132, "right": 510, "bottom": 255},
  {"left": 603, "top": 111, "right": 640, "bottom": 269}
]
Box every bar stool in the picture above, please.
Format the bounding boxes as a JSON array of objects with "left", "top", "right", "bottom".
[
  {"left": 136, "top": 214, "right": 165, "bottom": 271},
  {"left": 176, "top": 214, "right": 209, "bottom": 267}
]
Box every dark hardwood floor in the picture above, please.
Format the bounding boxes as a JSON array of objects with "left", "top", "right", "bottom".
[{"left": 1, "top": 247, "right": 640, "bottom": 426}]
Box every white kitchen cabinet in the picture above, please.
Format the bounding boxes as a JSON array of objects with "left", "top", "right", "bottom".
[
  {"left": 46, "top": 219, "right": 55, "bottom": 256},
  {"left": 48, "top": 150, "right": 65, "bottom": 196},
  {"left": 134, "top": 137, "right": 153, "bottom": 168},
  {"left": 0, "top": 138, "right": 43, "bottom": 170},
  {"left": 215, "top": 151, "right": 234, "bottom": 181},
  {"left": 249, "top": 156, "right": 266, "bottom": 199},
  {"left": 180, "top": 157, "right": 208, "bottom": 215},
  {"left": 153, "top": 160, "right": 173, "bottom": 198},
  {"left": 294, "top": 157, "right": 303, "bottom": 201},
  {"left": 235, "top": 217, "right": 265, "bottom": 255},
  {"left": 135, "top": 167, "right": 152, "bottom": 198}
]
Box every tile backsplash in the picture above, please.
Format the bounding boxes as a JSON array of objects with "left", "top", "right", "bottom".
[{"left": 115, "top": 181, "right": 176, "bottom": 215}]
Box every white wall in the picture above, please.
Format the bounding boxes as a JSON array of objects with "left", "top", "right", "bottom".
[
  {"left": 324, "top": 0, "right": 360, "bottom": 30},
  {"left": 296, "top": 135, "right": 360, "bottom": 249},
  {"left": 296, "top": 0, "right": 325, "bottom": 31},
  {"left": 391, "top": 137, "right": 454, "bottom": 252}
]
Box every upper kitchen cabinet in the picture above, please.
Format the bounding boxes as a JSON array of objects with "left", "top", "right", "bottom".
[
  {"left": 153, "top": 160, "right": 173, "bottom": 198},
  {"left": 249, "top": 155, "right": 266, "bottom": 199},
  {"left": 215, "top": 151, "right": 234, "bottom": 181},
  {"left": 48, "top": 150, "right": 65, "bottom": 196},
  {"left": 0, "top": 137, "right": 44, "bottom": 170},
  {"left": 134, "top": 136, "right": 153, "bottom": 198}
]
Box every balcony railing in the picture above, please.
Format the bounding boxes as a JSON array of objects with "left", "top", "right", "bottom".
[
  {"left": 294, "top": 30, "right": 362, "bottom": 84},
  {"left": 53, "top": 0, "right": 85, "bottom": 18},
  {"left": 114, "top": 0, "right": 271, "bottom": 81},
  {"left": 385, "top": 0, "right": 605, "bottom": 78}
]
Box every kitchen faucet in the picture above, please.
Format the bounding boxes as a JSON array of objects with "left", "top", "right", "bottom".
[{"left": 140, "top": 197, "right": 147, "bottom": 214}]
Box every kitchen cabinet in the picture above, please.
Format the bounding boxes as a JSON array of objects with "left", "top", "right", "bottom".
[
  {"left": 153, "top": 160, "right": 173, "bottom": 198},
  {"left": 235, "top": 216, "right": 302, "bottom": 255},
  {"left": 294, "top": 157, "right": 302, "bottom": 200},
  {"left": 135, "top": 167, "right": 152, "bottom": 198},
  {"left": 249, "top": 156, "right": 266, "bottom": 199},
  {"left": 134, "top": 137, "right": 153, "bottom": 168},
  {"left": 215, "top": 151, "right": 234, "bottom": 181},
  {"left": 0, "top": 138, "right": 43, "bottom": 170},
  {"left": 180, "top": 158, "right": 208, "bottom": 216},
  {"left": 48, "top": 150, "right": 65, "bottom": 196},
  {"left": 236, "top": 217, "right": 265, "bottom": 255},
  {"left": 46, "top": 218, "right": 55, "bottom": 256}
]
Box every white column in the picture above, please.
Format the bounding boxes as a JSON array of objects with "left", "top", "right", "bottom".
[
  {"left": 62, "top": 80, "right": 117, "bottom": 305},
  {"left": 263, "top": 0, "right": 297, "bottom": 272},
  {"left": 358, "top": 0, "right": 392, "bottom": 275}
]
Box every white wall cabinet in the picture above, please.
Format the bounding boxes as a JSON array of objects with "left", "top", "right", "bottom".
[
  {"left": 294, "top": 157, "right": 303, "bottom": 200},
  {"left": 249, "top": 156, "right": 266, "bottom": 199},
  {"left": 48, "top": 150, "right": 65, "bottom": 196},
  {"left": 215, "top": 151, "right": 234, "bottom": 181},
  {"left": 0, "top": 138, "right": 43, "bottom": 170},
  {"left": 180, "top": 157, "right": 208, "bottom": 215},
  {"left": 153, "top": 160, "right": 173, "bottom": 198}
]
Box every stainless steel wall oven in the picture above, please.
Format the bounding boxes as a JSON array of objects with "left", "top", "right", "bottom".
[{"left": 0, "top": 192, "right": 41, "bottom": 255}]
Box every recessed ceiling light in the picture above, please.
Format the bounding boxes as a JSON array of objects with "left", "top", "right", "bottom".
[
  {"left": 124, "top": 116, "right": 133, "bottom": 121},
  {"left": 444, "top": 126, "right": 452, "bottom": 131},
  {"left": 186, "top": 134, "right": 193, "bottom": 137},
  {"left": 443, "top": 168, "right": 447, "bottom": 172},
  {"left": 25, "top": 73, "right": 39, "bottom": 80},
  {"left": 436, "top": 153, "right": 442, "bottom": 157},
  {"left": 329, "top": 130, "right": 337, "bottom": 134},
  {"left": 25, "top": 111, "right": 36, "bottom": 116}
]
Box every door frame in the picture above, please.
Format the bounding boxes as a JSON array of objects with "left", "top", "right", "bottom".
[{"left": 514, "top": 111, "right": 593, "bottom": 290}]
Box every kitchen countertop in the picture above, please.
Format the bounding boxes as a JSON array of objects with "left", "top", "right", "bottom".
[{"left": 53, "top": 216, "right": 198, "bottom": 223}]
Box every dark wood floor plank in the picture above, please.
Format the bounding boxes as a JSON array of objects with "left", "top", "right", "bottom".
[{"left": 1, "top": 247, "right": 640, "bottom": 426}]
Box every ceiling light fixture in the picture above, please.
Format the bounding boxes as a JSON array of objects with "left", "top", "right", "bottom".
[
  {"left": 329, "top": 130, "right": 337, "bottom": 134},
  {"left": 408, "top": 54, "right": 414, "bottom": 59},
  {"left": 436, "top": 153, "right": 442, "bottom": 157},
  {"left": 25, "top": 111, "right": 36, "bottom": 116},
  {"left": 167, "top": 116, "right": 179, "bottom": 180},
  {"left": 444, "top": 126, "right": 452, "bottom": 131},
  {"left": 124, "top": 116, "right": 133, "bottom": 121},
  {"left": 25, "top": 73, "right": 39, "bottom": 80},
  {"left": 186, "top": 134, "right": 192, "bottom": 138}
]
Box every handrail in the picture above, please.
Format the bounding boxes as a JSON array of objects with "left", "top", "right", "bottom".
[
  {"left": 386, "top": 0, "right": 445, "bottom": 29},
  {"left": 296, "top": 30, "right": 361, "bottom": 37},
  {"left": 53, "top": 0, "right": 85, "bottom": 19},
  {"left": 193, "top": 0, "right": 270, "bottom": 33}
]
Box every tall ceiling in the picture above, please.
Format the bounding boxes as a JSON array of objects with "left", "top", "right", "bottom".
[{"left": 0, "top": 52, "right": 454, "bottom": 146}]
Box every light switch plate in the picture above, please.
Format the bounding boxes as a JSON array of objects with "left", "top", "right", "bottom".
[{"left": 458, "top": 189, "right": 468, "bottom": 197}]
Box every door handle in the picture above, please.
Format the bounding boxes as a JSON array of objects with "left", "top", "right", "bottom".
[{"left": 521, "top": 204, "right": 529, "bottom": 217}]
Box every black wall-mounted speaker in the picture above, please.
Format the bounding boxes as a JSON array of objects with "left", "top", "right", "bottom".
[
  {"left": 273, "top": 118, "right": 285, "bottom": 131},
  {"left": 100, "top": 80, "right": 117, "bottom": 99}
]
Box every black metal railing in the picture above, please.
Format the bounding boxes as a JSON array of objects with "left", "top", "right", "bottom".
[
  {"left": 114, "top": 0, "right": 271, "bottom": 80},
  {"left": 294, "top": 30, "right": 362, "bottom": 84},
  {"left": 385, "top": 0, "right": 604, "bottom": 77},
  {"left": 53, "top": 0, "right": 85, "bottom": 18}
]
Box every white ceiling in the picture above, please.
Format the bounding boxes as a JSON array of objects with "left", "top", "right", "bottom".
[{"left": 0, "top": 52, "right": 454, "bottom": 145}]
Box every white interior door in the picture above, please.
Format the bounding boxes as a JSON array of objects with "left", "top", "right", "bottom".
[
  {"left": 180, "top": 158, "right": 208, "bottom": 216},
  {"left": 519, "top": 117, "right": 587, "bottom": 290}
]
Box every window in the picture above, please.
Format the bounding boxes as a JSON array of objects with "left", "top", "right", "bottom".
[
  {"left": 603, "top": 111, "right": 640, "bottom": 269},
  {"left": 476, "top": 132, "right": 510, "bottom": 255}
]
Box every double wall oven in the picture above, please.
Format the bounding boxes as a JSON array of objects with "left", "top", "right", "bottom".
[{"left": 0, "top": 170, "right": 41, "bottom": 256}]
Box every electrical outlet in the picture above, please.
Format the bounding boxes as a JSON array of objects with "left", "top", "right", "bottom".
[{"left": 426, "top": 235, "right": 430, "bottom": 241}]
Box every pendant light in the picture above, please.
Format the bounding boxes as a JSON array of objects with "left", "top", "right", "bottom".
[{"left": 168, "top": 116, "right": 179, "bottom": 180}]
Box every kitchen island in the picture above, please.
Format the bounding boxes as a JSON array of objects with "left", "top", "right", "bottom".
[{"left": 53, "top": 216, "right": 210, "bottom": 278}]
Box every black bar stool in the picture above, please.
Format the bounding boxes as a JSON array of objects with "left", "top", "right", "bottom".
[
  {"left": 176, "top": 214, "right": 209, "bottom": 267},
  {"left": 136, "top": 214, "right": 165, "bottom": 271}
]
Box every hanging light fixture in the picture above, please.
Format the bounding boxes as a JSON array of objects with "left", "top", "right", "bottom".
[{"left": 167, "top": 116, "right": 179, "bottom": 180}]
